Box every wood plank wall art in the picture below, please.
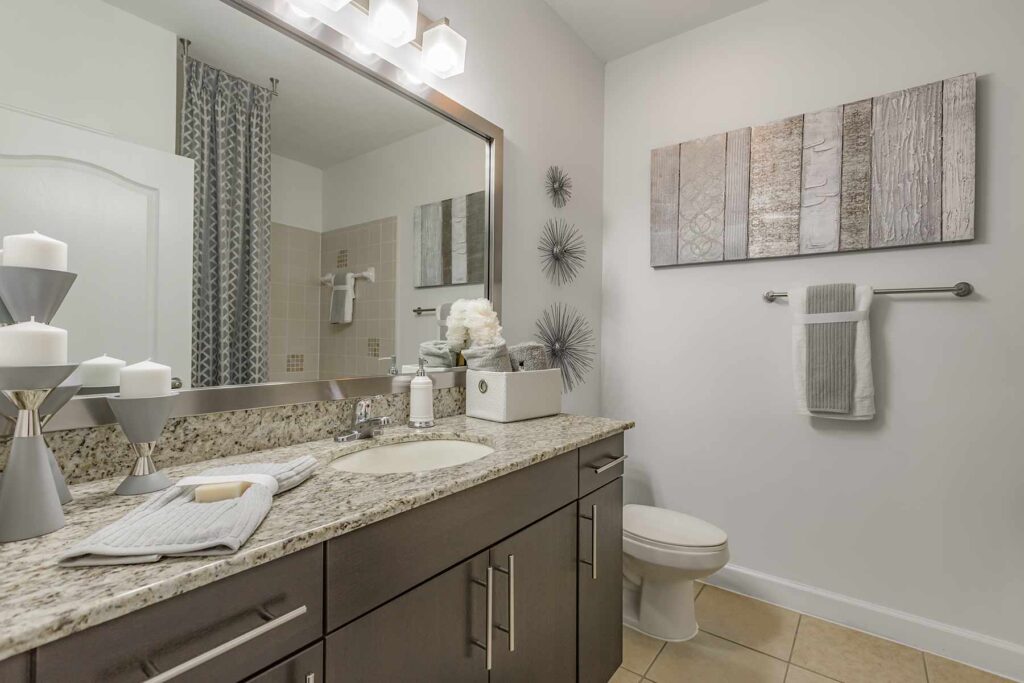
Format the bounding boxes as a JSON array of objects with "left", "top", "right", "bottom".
[
  {"left": 414, "top": 190, "right": 486, "bottom": 287},
  {"left": 650, "top": 73, "right": 976, "bottom": 267}
]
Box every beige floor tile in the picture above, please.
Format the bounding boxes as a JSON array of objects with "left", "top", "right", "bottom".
[
  {"left": 785, "top": 665, "right": 839, "bottom": 683},
  {"left": 647, "top": 631, "right": 788, "bottom": 683},
  {"left": 610, "top": 668, "right": 643, "bottom": 683},
  {"left": 623, "top": 626, "right": 666, "bottom": 675},
  {"left": 924, "top": 653, "right": 1013, "bottom": 683},
  {"left": 696, "top": 586, "right": 801, "bottom": 659},
  {"left": 790, "top": 617, "right": 926, "bottom": 683}
]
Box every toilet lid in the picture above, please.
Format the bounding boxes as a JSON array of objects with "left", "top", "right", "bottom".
[{"left": 623, "top": 504, "right": 727, "bottom": 548}]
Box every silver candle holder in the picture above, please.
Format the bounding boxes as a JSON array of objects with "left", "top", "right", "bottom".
[
  {"left": 0, "top": 364, "right": 79, "bottom": 542},
  {"left": 106, "top": 393, "right": 178, "bottom": 496},
  {"left": 0, "top": 265, "right": 77, "bottom": 324},
  {"left": 0, "top": 376, "right": 82, "bottom": 504}
]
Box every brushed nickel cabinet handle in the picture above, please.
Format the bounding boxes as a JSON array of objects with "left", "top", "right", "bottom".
[
  {"left": 142, "top": 605, "right": 308, "bottom": 682},
  {"left": 588, "top": 454, "right": 627, "bottom": 474},
  {"left": 591, "top": 504, "right": 598, "bottom": 580},
  {"left": 494, "top": 554, "right": 516, "bottom": 652},
  {"left": 579, "top": 504, "right": 598, "bottom": 580},
  {"left": 305, "top": 674, "right": 315, "bottom": 683},
  {"left": 471, "top": 566, "right": 494, "bottom": 671}
]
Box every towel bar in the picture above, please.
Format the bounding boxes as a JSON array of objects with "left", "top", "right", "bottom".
[{"left": 763, "top": 282, "right": 974, "bottom": 303}]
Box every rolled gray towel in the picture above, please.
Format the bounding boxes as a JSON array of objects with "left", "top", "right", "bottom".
[
  {"left": 508, "top": 342, "right": 550, "bottom": 371},
  {"left": 462, "top": 342, "right": 513, "bottom": 372},
  {"left": 418, "top": 340, "right": 456, "bottom": 368}
]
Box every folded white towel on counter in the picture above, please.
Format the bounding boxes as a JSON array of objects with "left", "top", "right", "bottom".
[
  {"left": 59, "top": 456, "right": 317, "bottom": 567},
  {"left": 790, "top": 286, "right": 875, "bottom": 420}
]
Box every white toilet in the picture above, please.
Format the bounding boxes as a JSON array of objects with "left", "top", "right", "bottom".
[{"left": 622, "top": 504, "right": 729, "bottom": 642}]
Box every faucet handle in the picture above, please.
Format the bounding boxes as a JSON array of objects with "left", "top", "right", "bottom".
[{"left": 355, "top": 399, "right": 372, "bottom": 423}]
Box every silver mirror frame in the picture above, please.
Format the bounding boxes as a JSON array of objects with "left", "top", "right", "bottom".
[{"left": 5, "top": 0, "right": 501, "bottom": 434}]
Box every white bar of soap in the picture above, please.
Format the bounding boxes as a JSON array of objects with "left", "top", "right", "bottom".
[{"left": 194, "top": 481, "right": 252, "bottom": 503}]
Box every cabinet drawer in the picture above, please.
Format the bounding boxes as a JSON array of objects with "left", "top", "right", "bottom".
[
  {"left": 37, "top": 546, "right": 324, "bottom": 683},
  {"left": 326, "top": 451, "right": 577, "bottom": 631},
  {"left": 578, "top": 434, "right": 625, "bottom": 496},
  {"left": 247, "top": 641, "right": 323, "bottom": 683},
  {"left": 0, "top": 652, "right": 29, "bottom": 683}
]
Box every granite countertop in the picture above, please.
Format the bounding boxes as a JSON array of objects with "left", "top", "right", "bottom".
[{"left": 0, "top": 413, "right": 633, "bottom": 660}]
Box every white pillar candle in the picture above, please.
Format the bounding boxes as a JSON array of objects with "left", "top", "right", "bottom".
[
  {"left": 2, "top": 232, "right": 68, "bottom": 271},
  {"left": 0, "top": 317, "right": 67, "bottom": 366},
  {"left": 78, "top": 354, "right": 126, "bottom": 388},
  {"left": 119, "top": 360, "right": 172, "bottom": 398}
]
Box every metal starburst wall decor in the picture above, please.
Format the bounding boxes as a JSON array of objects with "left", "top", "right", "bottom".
[
  {"left": 538, "top": 218, "right": 586, "bottom": 286},
  {"left": 535, "top": 303, "right": 595, "bottom": 393},
  {"left": 544, "top": 165, "right": 573, "bottom": 208}
]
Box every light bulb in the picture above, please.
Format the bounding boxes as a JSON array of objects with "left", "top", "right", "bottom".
[
  {"left": 369, "top": 0, "right": 418, "bottom": 47},
  {"left": 425, "top": 44, "right": 457, "bottom": 74},
  {"left": 421, "top": 22, "right": 466, "bottom": 78}
]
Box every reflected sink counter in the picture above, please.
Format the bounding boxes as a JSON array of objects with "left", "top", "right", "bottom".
[{"left": 0, "top": 413, "right": 633, "bottom": 660}]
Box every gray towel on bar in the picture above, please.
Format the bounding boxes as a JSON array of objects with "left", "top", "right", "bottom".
[
  {"left": 508, "top": 342, "right": 550, "bottom": 371},
  {"left": 806, "top": 283, "right": 856, "bottom": 414},
  {"left": 59, "top": 457, "right": 317, "bottom": 567},
  {"left": 462, "top": 342, "right": 513, "bottom": 372},
  {"left": 418, "top": 340, "right": 456, "bottom": 368}
]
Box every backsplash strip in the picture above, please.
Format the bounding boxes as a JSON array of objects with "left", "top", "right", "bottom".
[{"left": 0, "top": 387, "right": 465, "bottom": 485}]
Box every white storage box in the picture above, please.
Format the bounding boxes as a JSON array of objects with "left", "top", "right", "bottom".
[{"left": 466, "top": 369, "right": 562, "bottom": 423}]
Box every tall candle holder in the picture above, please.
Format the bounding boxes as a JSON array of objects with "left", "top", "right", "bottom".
[
  {"left": 0, "top": 377, "right": 82, "bottom": 504},
  {"left": 106, "top": 393, "right": 178, "bottom": 496},
  {"left": 0, "top": 265, "right": 77, "bottom": 324},
  {"left": 0, "top": 364, "right": 78, "bottom": 542}
]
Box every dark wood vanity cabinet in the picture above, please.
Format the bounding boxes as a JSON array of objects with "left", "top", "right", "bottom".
[
  {"left": 578, "top": 478, "right": 624, "bottom": 683},
  {"left": 8, "top": 435, "right": 626, "bottom": 683}
]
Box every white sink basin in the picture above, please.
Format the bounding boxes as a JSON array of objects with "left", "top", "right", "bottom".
[{"left": 331, "top": 439, "right": 495, "bottom": 474}]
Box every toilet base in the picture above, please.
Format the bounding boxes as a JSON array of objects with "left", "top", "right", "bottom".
[{"left": 623, "top": 574, "right": 699, "bottom": 642}]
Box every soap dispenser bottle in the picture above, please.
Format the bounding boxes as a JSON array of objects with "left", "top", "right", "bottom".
[{"left": 409, "top": 358, "right": 434, "bottom": 428}]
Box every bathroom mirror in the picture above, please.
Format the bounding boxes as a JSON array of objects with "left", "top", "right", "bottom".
[{"left": 0, "top": 0, "right": 499, "bottom": 393}]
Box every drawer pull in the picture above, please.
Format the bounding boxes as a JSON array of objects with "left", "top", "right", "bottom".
[
  {"left": 588, "top": 454, "right": 627, "bottom": 474},
  {"left": 141, "top": 605, "right": 308, "bottom": 683},
  {"left": 470, "top": 567, "right": 494, "bottom": 671}
]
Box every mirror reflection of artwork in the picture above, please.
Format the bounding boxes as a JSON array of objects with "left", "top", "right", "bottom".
[{"left": 413, "top": 190, "right": 486, "bottom": 288}]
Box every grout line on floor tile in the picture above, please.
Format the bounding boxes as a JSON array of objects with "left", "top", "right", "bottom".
[
  {"left": 786, "top": 663, "right": 845, "bottom": 683},
  {"left": 697, "top": 629, "right": 793, "bottom": 666},
  {"left": 788, "top": 614, "right": 802, "bottom": 662},
  {"left": 922, "top": 651, "right": 930, "bottom": 683},
  {"left": 644, "top": 640, "right": 668, "bottom": 677}
]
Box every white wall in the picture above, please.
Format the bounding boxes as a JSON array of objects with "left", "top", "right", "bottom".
[
  {"left": 421, "top": 0, "right": 606, "bottom": 415},
  {"left": 602, "top": 0, "right": 1024, "bottom": 677},
  {"left": 272, "top": 153, "right": 324, "bottom": 232},
  {"left": 0, "top": 0, "right": 177, "bottom": 153},
  {"left": 322, "top": 124, "right": 485, "bottom": 367}
]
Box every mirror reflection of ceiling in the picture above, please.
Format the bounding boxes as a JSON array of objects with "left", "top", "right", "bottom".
[{"left": 106, "top": 0, "right": 445, "bottom": 168}]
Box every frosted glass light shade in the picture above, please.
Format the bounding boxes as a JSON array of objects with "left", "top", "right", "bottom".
[
  {"left": 315, "top": 0, "right": 351, "bottom": 9},
  {"left": 370, "top": 0, "right": 418, "bottom": 47},
  {"left": 422, "top": 22, "right": 466, "bottom": 78}
]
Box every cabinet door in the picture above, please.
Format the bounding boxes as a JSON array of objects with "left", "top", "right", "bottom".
[
  {"left": 325, "top": 552, "right": 489, "bottom": 682},
  {"left": 489, "top": 504, "right": 577, "bottom": 683},
  {"left": 578, "top": 478, "right": 623, "bottom": 683},
  {"left": 246, "top": 641, "right": 322, "bottom": 682}
]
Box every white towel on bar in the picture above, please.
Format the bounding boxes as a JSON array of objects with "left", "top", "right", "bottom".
[
  {"left": 58, "top": 457, "right": 317, "bottom": 567},
  {"left": 790, "top": 286, "right": 875, "bottom": 420}
]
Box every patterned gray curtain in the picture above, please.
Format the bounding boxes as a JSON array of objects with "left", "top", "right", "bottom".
[{"left": 180, "top": 57, "right": 271, "bottom": 387}]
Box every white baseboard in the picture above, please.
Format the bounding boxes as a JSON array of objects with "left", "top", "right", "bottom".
[{"left": 705, "top": 563, "right": 1024, "bottom": 682}]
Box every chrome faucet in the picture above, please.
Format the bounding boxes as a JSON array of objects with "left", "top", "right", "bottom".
[{"left": 335, "top": 399, "right": 392, "bottom": 442}]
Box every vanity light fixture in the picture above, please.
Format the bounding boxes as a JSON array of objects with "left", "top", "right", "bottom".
[
  {"left": 421, "top": 19, "right": 466, "bottom": 78},
  {"left": 399, "top": 69, "right": 423, "bottom": 86},
  {"left": 369, "top": 0, "right": 418, "bottom": 47}
]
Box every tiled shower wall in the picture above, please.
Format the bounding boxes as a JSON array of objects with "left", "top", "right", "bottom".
[
  {"left": 319, "top": 217, "right": 397, "bottom": 378},
  {"left": 270, "top": 223, "right": 321, "bottom": 382}
]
